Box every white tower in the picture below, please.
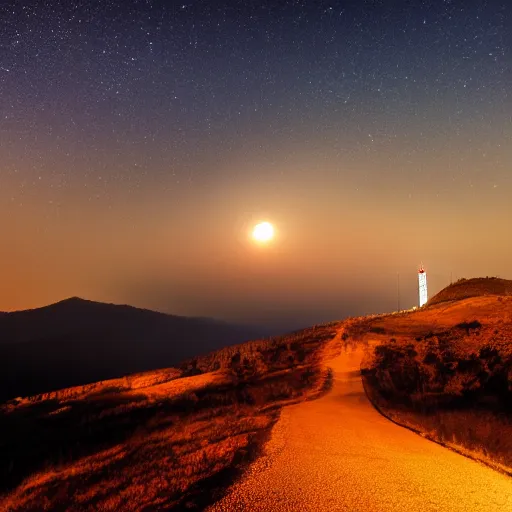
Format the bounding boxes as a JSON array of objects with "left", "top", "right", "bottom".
[{"left": 418, "top": 265, "right": 428, "bottom": 307}]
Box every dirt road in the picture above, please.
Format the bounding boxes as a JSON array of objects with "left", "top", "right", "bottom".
[{"left": 208, "top": 344, "right": 512, "bottom": 511}]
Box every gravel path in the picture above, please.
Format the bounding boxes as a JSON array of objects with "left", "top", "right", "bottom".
[{"left": 208, "top": 345, "right": 512, "bottom": 511}]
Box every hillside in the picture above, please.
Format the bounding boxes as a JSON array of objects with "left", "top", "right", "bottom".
[
  {"left": 0, "top": 298, "right": 271, "bottom": 402},
  {"left": 0, "top": 323, "right": 341, "bottom": 511},
  {"left": 2, "top": 280, "right": 511, "bottom": 510},
  {"left": 355, "top": 293, "right": 512, "bottom": 473},
  {"left": 428, "top": 277, "right": 512, "bottom": 306}
]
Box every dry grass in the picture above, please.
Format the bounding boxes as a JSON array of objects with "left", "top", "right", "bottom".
[
  {"left": 0, "top": 323, "right": 340, "bottom": 511},
  {"left": 356, "top": 295, "right": 512, "bottom": 472},
  {"left": 180, "top": 322, "right": 340, "bottom": 376},
  {"left": 428, "top": 277, "right": 512, "bottom": 306},
  {"left": 2, "top": 407, "right": 274, "bottom": 511},
  {"left": 3, "top": 367, "right": 184, "bottom": 410}
]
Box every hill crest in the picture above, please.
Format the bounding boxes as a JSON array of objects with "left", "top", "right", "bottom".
[{"left": 428, "top": 277, "right": 512, "bottom": 306}]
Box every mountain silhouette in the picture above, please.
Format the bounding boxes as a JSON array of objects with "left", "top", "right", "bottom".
[{"left": 0, "top": 297, "right": 271, "bottom": 402}]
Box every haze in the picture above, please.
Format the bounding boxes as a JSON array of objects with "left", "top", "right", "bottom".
[{"left": 1, "top": 1, "right": 510, "bottom": 331}]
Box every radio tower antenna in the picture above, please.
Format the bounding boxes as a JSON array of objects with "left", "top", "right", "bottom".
[{"left": 397, "top": 272, "right": 400, "bottom": 311}]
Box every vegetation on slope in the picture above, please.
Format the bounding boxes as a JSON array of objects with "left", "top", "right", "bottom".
[
  {"left": 0, "top": 322, "right": 340, "bottom": 512},
  {"left": 428, "top": 277, "right": 512, "bottom": 306},
  {"left": 356, "top": 295, "right": 512, "bottom": 473}
]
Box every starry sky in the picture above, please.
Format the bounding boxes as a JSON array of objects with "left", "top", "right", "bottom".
[{"left": 1, "top": 0, "right": 510, "bottom": 330}]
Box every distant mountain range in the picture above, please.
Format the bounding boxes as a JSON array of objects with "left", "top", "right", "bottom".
[{"left": 0, "top": 297, "right": 272, "bottom": 402}]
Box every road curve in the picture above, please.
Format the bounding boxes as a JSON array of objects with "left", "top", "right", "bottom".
[{"left": 208, "top": 344, "right": 512, "bottom": 511}]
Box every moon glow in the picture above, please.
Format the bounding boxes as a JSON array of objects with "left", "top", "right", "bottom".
[{"left": 252, "top": 222, "right": 274, "bottom": 243}]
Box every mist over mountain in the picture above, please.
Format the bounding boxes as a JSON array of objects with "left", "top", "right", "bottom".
[{"left": 0, "top": 297, "right": 273, "bottom": 402}]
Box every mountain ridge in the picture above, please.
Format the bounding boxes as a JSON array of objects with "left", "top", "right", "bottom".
[{"left": 0, "top": 297, "right": 273, "bottom": 402}]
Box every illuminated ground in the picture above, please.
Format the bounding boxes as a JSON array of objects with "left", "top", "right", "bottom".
[{"left": 208, "top": 342, "right": 512, "bottom": 512}]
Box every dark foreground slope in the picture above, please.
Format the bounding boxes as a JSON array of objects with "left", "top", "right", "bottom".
[
  {"left": 0, "top": 298, "right": 270, "bottom": 402},
  {"left": 356, "top": 288, "right": 512, "bottom": 473},
  {"left": 0, "top": 323, "right": 340, "bottom": 512}
]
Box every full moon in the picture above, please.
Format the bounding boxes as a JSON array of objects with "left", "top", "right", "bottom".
[{"left": 252, "top": 222, "right": 274, "bottom": 243}]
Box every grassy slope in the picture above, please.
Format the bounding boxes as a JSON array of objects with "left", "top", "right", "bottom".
[
  {"left": 0, "top": 323, "right": 341, "bottom": 512},
  {"left": 353, "top": 294, "right": 512, "bottom": 474},
  {"left": 4, "top": 278, "right": 510, "bottom": 510},
  {"left": 428, "top": 277, "right": 512, "bottom": 306}
]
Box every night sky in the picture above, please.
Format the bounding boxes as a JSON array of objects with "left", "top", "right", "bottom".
[{"left": 1, "top": 1, "right": 510, "bottom": 330}]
